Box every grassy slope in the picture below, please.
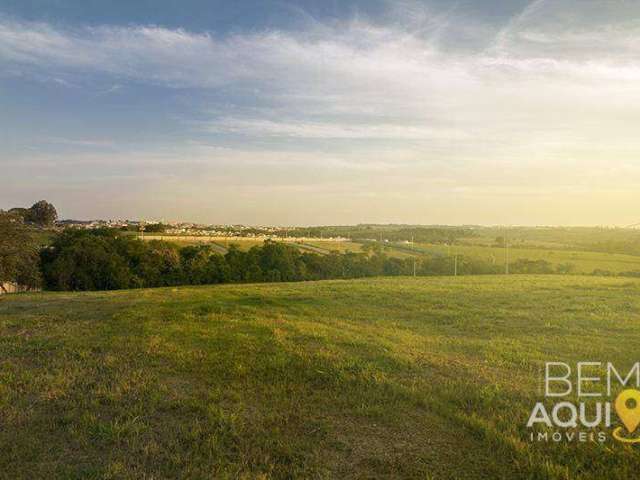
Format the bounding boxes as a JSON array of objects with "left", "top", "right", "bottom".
[
  {"left": 2, "top": 276, "right": 640, "bottom": 479},
  {"left": 413, "top": 243, "right": 640, "bottom": 273},
  {"left": 142, "top": 235, "right": 640, "bottom": 270},
  {"left": 143, "top": 237, "right": 365, "bottom": 255},
  {"left": 305, "top": 241, "right": 364, "bottom": 253}
]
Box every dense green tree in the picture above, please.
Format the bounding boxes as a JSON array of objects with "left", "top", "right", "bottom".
[
  {"left": 0, "top": 213, "right": 42, "bottom": 290},
  {"left": 36, "top": 227, "right": 572, "bottom": 293},
  {"left": 181, "top": 245, "right": 216, "bottom": 285},
  {"left": 7, "top": 208, "right": 29, "bottom": 220},
  {"left": 40, "top": 230, "right": 132, "bottom": 290},
  {"left": 27, "top": 200, "right": 58, "bottom": 227},
  {"left": 257, "top": 241, "right": 300, "bottom": 281}
]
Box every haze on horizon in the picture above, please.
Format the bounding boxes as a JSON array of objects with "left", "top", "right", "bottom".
[{"left": 1, "top": 0, "right": 640, "bottom": 227}]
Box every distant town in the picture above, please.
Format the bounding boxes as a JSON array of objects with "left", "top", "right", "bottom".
[
  {"left": 59, "top": 218, "right": 280, "bottom": 234},
  {"left": 55, "top": 218, "right": 350, "bottom": 241}
]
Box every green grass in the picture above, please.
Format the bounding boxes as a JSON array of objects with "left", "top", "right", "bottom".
[
  {"left": 142, "top": 236, "right": 366, "bottom": 255},
  {"left": 2, "top": 276, "right": 640, "bottom": 478},
  {"left": 412, "top": 243, "right": 640, "bottom": 273},
  {"left": 305, "top": 241, "right": 364, "bottom": 253}
]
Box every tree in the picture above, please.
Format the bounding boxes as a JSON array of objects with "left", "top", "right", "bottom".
[
  {"left": 180, "top": 245, "right": 215, "bottom": 285},
  {"left": 27, "top": 200, "right": 58, "bottom": 227},
  {"left": 0, "top": 213, "right": 42, "bottom": 290},
  {"left": 40, "top": 230, "right": 132, "bottom": 290},
  {"left": 138, "top": 242, "right": 182, "bottom": 287},
  {"left": 7, "top": 208, "right": 29, "bottom": 221},
  {"left": 257, "top": 241, "right": 301, "bottom": 281}
]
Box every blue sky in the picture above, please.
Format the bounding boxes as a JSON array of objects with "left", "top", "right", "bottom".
[{"left": 2, "top": 0, "right": 640, "bottom": 225}]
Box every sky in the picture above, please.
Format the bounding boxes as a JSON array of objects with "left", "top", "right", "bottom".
[{"left": 1, "top": 0, "right": 640, "bottom": 226}]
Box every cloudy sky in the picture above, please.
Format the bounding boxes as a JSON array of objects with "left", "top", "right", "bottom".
[{"left": 1, "top": 0, "right": 639, "bottom": 225}]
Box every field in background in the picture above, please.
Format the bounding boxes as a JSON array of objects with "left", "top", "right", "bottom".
[
  {"left": 407, "top": 243, "right": 640, "bottom": 274},
  {"left": 461, "top": 226, "right": 640, "bottom": 251},
  {"left": 139, "top": 235, "right": 265, "bottom": 250},
  {"left": 140, "top": 236, "right": 365, "bottom": 255},
  {"left": 140, "top": 230, "right": 640, "bottom": 274},
  {"left": 458, "top": 236, "right": 572, "bottom": 250},
  {"left": 2, "top": 276, "right": 640, "bottom": 479},
  {"left": 304, "top": 240, "right": 364, "bottom": 253}
]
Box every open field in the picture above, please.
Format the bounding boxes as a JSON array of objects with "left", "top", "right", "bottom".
[
  {"left": 139, "top": 235, "right": 265, "bottom": 251},
  {"left": 138, "top": 234, "right": 640, "bottom": 272},
  {"left": 458, "top": 236, "right": 574, "bottom": 250},
  {"left": 140, "top": 235, "right": 366, "bottom": 255},
  {"left": 222, "top": 239, "right": 266, "bottom": 251},
  {"left": 2, "top": 276, "right": 640, "bottom": 479},
  {"left": 459, "top": 226, "right": 640, "bottom": 252},
  {"left": 139, "top": 236, "right": 360, "bottom": 253},
  {"left": 298, "top": 241, "right": 417, "bottom": 259},
  {"left": 304, "top": 241, "right": 364, "bottom": 253},
  {"left": 410, "top": 243, "right": 640, "bottom": 274}
]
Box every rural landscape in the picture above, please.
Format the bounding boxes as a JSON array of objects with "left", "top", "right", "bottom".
[
  {"left": 3, "top": 0, "right": 640, "bottom": 478},
  {"left": 3, "top": 202, "right": 640, "bottom": 478}
]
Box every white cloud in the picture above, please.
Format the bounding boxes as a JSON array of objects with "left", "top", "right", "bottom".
[
  {"left": 3, "top": 2, "right": 640, "bottom": 224},
  {"left": 2, "top": 7, "right": 639, "bottom": 144},
  {"left": 204, "top": 118, "right": 471, "bottom": 140}
]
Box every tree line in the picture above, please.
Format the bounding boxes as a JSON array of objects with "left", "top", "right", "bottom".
[
  {"left": 0, "top": 201, "right": 58, "bottom": 292},
  {"left": 5, "top": 200, "right": 58, "bottom": 227},
  {"left": 0, "top": 214, "right": 42, "bottom": 292},
  {"left": 6, "top": 200, "right": 639, "bottom": 293},
  {"left": 34, "top": 229, "right": 576, "bottom": 292},
  {"left": 0, "top": 224, "right": 593, "bottom": 293},
  {"left": 38, "top": 229, "right": 418, "bottom": 290}
]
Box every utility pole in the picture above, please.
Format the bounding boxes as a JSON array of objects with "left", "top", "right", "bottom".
[
  {"left": 505, "top": 227, "right": 509, "bottom": 275},
  {"left": 411, "top": 236, "right": 417, "bottom": 277},
  {"left": 454, "top": 255, "right": 458, "bottom": 276}
]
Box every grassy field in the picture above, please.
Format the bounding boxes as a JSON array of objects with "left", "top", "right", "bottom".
[
  {"left": 410, "top": 243, "right": 640, "bottom": 274},
  {"left": 459, "top": 226, "right": 640, "bottom": 252},
  {"left": 139, "top": 234, "right": 640, "bottom": 273},
  {"left": 305, "top": 241, "right": 364, "bottom": 253},
  {"left": 2, "top": 276, "right": 640, "bottom": 479},
  {"left": 302, "top": 240, "right": 414, "bottom": 259},
  {"left": 140, "top": 236, "right": 364, "bottom": 255}
]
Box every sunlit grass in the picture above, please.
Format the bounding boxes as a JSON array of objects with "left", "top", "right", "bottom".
[
  {"left": 413, "top": 243, "right": 640, "bottom": 273},
  {"left": 2, "top": 276, "right": 640, "bottom": 478}
]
